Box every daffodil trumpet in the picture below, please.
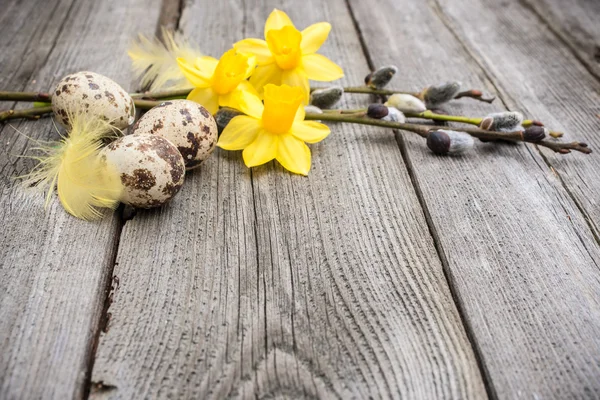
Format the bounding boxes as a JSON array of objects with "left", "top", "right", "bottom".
[{"left": 176, "top": 48, "right": 257, "bottom": 115}]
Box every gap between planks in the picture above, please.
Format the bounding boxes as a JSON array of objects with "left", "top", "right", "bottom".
[
  {"left": 426, "top": 0, "right": 600, "bottom": 248},
  {"left": 517, "top": 0, "right": 600, "bottom": 83},
  {"left": 342, "top": 0, "right": 496, "bottom": 397},
  {"left": 85, "top": 0, "right": 185, "bottom": 396}
]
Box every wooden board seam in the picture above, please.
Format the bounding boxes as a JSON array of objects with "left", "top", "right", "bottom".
[
  {"left": 344, "top": 0, "right": 495, "bottom": 397},
  {"left": 518, "top": 0, "right": 600, "bottom": 83},
  {"left": 427, "top": 0, "right": 600, "bottom": 248}
]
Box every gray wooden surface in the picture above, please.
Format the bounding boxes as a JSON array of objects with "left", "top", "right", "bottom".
[
  {"left": 1, "top": 0, "right": 599, "bottom": 399},
  {"left": 349, "top": 0, "right": 600, "bottom": 397},
  {"left": 0, "top": 0, "right": 161, "bottom": 398}
]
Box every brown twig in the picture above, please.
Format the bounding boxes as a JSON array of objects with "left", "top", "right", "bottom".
[
  {"left": 0, "top": 91, "right": 52, "bottom": 102},
  {"left": 310, "top": 85, "right": 495, "bottom": 105},
  {"left": 0, "top": 106, "right": 54, "bottom": 123},
  {"left": 454, "top": 89, "right": 496, "bottom": 104}
]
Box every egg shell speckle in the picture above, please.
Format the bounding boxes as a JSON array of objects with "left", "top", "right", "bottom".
[
  {"left": 100, "top": 134, "right": 186, "bottom": 208},
  {"left": 131, "top": 100, "right": 218, "bottom": 170},
  {"left": 52, "top": 71, "right": 135, "bottom": 130}
]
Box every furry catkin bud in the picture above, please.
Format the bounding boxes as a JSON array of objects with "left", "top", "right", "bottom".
[
  {"left": 423, "top": 81, "right": 461, "bottom": 109},
  {"left": 382, "top": 107, "right": 406, "bottom": 123},
  {"left": 523, "top": 126, "right": 547, "bottom": 142},
  {"left": 385, "top": 94, "right": 427, "bottom": 113},
  {"left": 427, "top": 130, "right": 474, "bottom": 155},
  {"left": 479, "top": 111, "right": 523, "bottom": 132},
  {"left": 215, "top": 107, "right": 244, "bottom": 135},
  {"left": 309, "top": 86, "right": 344, "bottom": 109},
  {"left": 364, "top": 66, "right": 398, "bottom": 89},
  {"left": 304, "top": 105, "right": 323, "bottom": 114},
  {"left": 304, "top": 105, "right": 323, "bottom": 122},
  {"left": 367, "top": 104, "right": 389, "bottom": 119}
]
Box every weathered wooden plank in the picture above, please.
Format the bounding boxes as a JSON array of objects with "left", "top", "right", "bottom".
[
  {"left": 435, "top": 0, "right": 600, "bottom": 240},
  {"left": 91, "top": 0, "right": 487, "bottom": 398},
  {"left": 347, "top": 0, "right": 600, "bottom": 398},
  {"left": 0, "top": 0, "right": 161, "bottom": 398},
  {"left": 0, "top": 0, "right": 73, "bottom": 90},
  {"left": 523, "top": 0, "right": 600, "bottom": 79}
]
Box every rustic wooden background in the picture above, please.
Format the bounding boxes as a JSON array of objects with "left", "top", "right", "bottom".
[{"left": 1, "top": 0, "right": 599, "bottom": 398}]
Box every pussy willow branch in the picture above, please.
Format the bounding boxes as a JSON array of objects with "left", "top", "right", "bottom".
[
  {"left": 0, "top": 97, "right": 587, "bottom": 155},
  {"left": 322, "top": 108, "right": 540, "bottom": 127},
  {"left": 0, "top": 86, "right": 495, "bottom": 105},
  {"left": 0, "top": 100, "right": 159, "bottom": 123},
  {"left": 311, "top": 86, "right": 495, "bottom": 104},
  {"left": 304, "top": 112, "right": 591, "bottom": 155}
]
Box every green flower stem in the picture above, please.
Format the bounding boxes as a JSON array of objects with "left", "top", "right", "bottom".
[
  {"left": 304, "top": 112, "right": 591, "bottom": 155},
  {"left": 0, "top": 106, "right": 53, "bottom": 122}
]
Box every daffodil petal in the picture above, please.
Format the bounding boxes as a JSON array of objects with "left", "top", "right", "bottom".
[
  {"left": 291, "top": 121, "right": 330, "bottom": 143},
  {"left": 194, "top": 56, "right": 218, "bottom": 77},
  {"left": 250, "top": 63, "right": 282, "bottom": 97},
  {"left": 236, "top": 90, "right": 264, "bottom": 119},
  {"left": 234, "top": 39, "right": 274, "bottom": 66},
  {"left": 219, "top": 81, "right": 259, "bottom": 110},
  {"left": 243, "top": 130, "right": 278, "bottom": 167},
  {"left": 177, "top": 58, "right": 212, "bottom": 88},
  {"left": 245, "top": 56, "right": 257, "bottom": 79},
  {"left": 264, "top": 9, "right": 295, "bottom": 37},
  {"left": 301, "top": 54, "right": 344, "bottom": 81},
  {"left": 237, "top": 80, "right": 259, "bottom": 97},
  {"left": 218, "top": 116, "right": 262, "bottom": 150},
  {"left": 300, "top": 22, "right": 331, "bottom": 54},
  {"left": 276, "top": 134, "right": 311, "bottom": 176},
  {"left": 294, "top": 104, "right": 305, "bottom": 122},
  {"left": 282, "top": 68, "right": 310, "bottom": 103},
  {"left": 188, "top": 87, "right": 219, "bottom": 115}
]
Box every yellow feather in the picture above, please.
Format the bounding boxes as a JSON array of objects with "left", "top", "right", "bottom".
[
  {"left": 128, "top": 27, "right": 203, "bottom": 91},
  {"left": 20, "top": 113, "right": 123, "bottom": 221}
]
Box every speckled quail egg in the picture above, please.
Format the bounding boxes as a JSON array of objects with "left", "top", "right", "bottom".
[
  {"left": 100, "top": 134, "right": 185, "bottom": 208},
  {"left": 52, "top": 71, "right": 135, "bottom": 130},
  {"left": 131, "top": 100, "right": 218, "bottom": 169}
]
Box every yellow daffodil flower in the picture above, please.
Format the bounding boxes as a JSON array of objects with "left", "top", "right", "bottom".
[
  {"left": 233, "top": 9, "right": 344, "bottom": 103},
  {"left": 176, "top": 48, "right": 257, "bottom": 114},
  {"left": 218, "top": 84, "right": 330, "bottom": 175}
]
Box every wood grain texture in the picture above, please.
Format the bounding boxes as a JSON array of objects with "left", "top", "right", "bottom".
[
  {"left": 0, "top": 0, "right": 161, "bottom": 398},
  {"left": 431, "top": 0, "right": 600, "bottom": 243},
  {"left": 523, "top": 0, "right": 600, "bottom": 79},
  {"left": 347, "top": 0, "right": 600, "bottom": 397},
  {"left": 90, "top": 0, "right": 487, "bottom": 398}
]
